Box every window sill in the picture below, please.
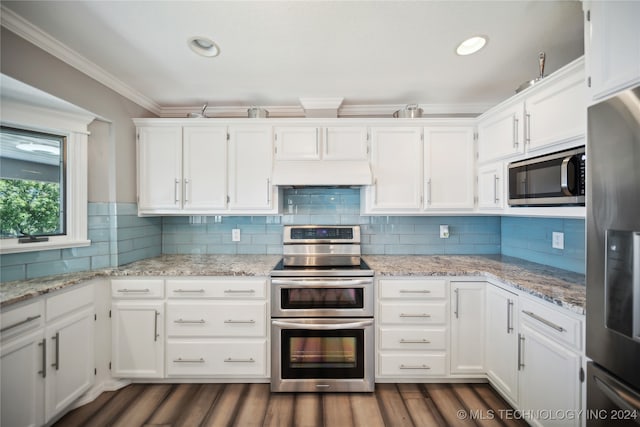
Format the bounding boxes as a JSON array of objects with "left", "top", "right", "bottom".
[{"left": 0, "top": 239, "right": 91, "bottom": 254}]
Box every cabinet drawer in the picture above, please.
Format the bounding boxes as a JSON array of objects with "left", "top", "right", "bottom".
[
  {"left": 166, "top": 302, "right": 266, "bottom": 337},
  {"left": 166, "top": 278, "right": 266, "bottom": 299},
  {"left": 379, "top": 279, "right": 446, "bottom": 300},
  {"left": 166, "top": 340, "right": 267, "bottom": 377},
  {"left": 379, "top": 302, "right": 447, "bottom": 325},
  {"left": 46, "top": 283, "right": 94, "bottom": 322},
  {"left": 379, "top": 327, "right": 447, "bottom": 351},
  {"left": 519, "top": 297, "right": 582, "bottom": 350},
  {"left": 0, "top": 300, "right": 44, "bottom": 341},
  {"left": 112, "top": 279, "right": 164, "bottom": 299},
  {"left": 379, "top": 353, "right": 447, "bottom": 376}
]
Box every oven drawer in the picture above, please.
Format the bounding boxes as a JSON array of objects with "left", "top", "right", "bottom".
[
  {"left": 166, "top": 340, "right": 267, "bottom": 377},
  {"left": 378, "top": 353, "right": 447, "bottom": 376},
  {"left": 378, "top": 327, "right": 447, "bottom": 351},
  {"left": 166, "top": 279, "right": 266, "bottom": 299},
  {"left": 166, "top": 302, "right": 266, "bottom": 337},
  {"left": 379, "top": 302, "right": 447, "bottom": 325},
  {"left": 379, "top": 279, "right": 447, "bottom": 300}
]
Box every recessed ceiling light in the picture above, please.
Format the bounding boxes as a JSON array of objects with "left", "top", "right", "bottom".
[
  {"left": 188, "top": 36, "right": 220, "bottom": 57},
  {"left": 456, "top": 36, "right": 488, "bottom": 56},
  {"left": 16, "top": 143, "right": 60, "bottom": 155}
]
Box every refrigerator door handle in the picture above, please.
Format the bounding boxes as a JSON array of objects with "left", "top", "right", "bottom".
[
  {"left": 594, "top": 375, "right": 640, "bottom": 415},
  {"left": 634, "top": 232, "right": 640, "bottom": 342}
]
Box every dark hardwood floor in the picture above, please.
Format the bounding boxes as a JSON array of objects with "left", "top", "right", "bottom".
[{"left": 54, "top": 383, "right": 527, "bottom": 427}]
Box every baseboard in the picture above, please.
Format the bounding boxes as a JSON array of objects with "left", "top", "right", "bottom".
[{"left": 70, "top": 379, "right": 131, "bottom": 408}]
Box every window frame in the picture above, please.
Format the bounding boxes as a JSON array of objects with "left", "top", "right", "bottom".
[{"left": 0, "top": 98, "right": 94, "bottom": 254}]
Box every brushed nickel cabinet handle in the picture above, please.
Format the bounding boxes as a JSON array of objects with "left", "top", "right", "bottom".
[
  {"left": 174, "top": 319, "right": 205, "bottom": 324},
  {"left": 522, "top": 310, "right": 565, "bottom": 332},
  {"left": 0, "top": 315, "right": 41, "bottom": 333},
  {"left": 518, "top": 333, "right": 525, "bottom": 370},
  {"left": 399, "top": 289, "right": 431, "bottom": 294},
  {"left": 400, "top": 364, "right": 431, "bottom": 370},
  {"left": 224, "top": 289, "right": 256, "bottom": 294},
  {"left": 494, "top": 175, "right": 500, "bottom": 204},
  {"left": 154, "top": 310, "right": 159, "bottom": 342},
  {"left": 400, "top": 338, "right": 431, "bottom": 344},
  {"left": 38, "top": 339, "right": 46, "bottom": 378},
  {"left": 507, "top": 299, "right": 514, "bottom": 333},
  {"left": 117, "top": 288, "right": 150, "bottom": 293},
  {"left": 454, "top": 288, "right": 460, "bottom": 319},
  {"left": 399, "top": 313, "right": 431, "bottom": 318},
  {"left": 51, "top": 332, "right": 60, "bottom": 370},
  {"left": 174, "top": 178, "right": 180, "bottom": 203},
  {"left": 174, "top": 289, "right": 205, "bottom": 293},
  {"left": 513, "top": 116, "right": 519, "bottom": 148},
  {"left": 224, "top": 319, "right": 256, "bottom": 324},
  {"left": 173, "top": 357, "right": 205, "bottom": 363},
  {"left": 224, "top": 357, "right": 255, "bottom": 363}
]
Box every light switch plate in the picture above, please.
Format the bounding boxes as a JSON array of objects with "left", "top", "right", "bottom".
[
  {"left": 552, "top": 231, "right": 564, "bottom": 249},
  {"left": 232, "top": 228, "right": 241, "bottom": 242},
  {"left": 440, "top": 225, "right": 450, "bottom": 239}
]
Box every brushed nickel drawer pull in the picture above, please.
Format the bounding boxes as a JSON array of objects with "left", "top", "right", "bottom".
[
  {"left": 0, "top": 315, "right": 41, "bottom": 333},
  {"left": 51, "top": 332, "right": 60, "bottom": 370},
  {"left": 174, "top": 319, "right": 206, "bottom": 324},
  {"left": 224, "top": 319, "right": 256, "bottom": 324},
  {"left": 400, "top": 364, "right": 431, "bottom": 370},
  {"left": 399, "top": 313, "right": 431, "bottom": 318},
  {"left": 522, "top": 310, "right": 566, "bottom": 332},
  {"left": 174, "top": 357, "right": 205, "bottom": 363},
  {"left": 224, "top": 289, "right": 256, "bottom": 294},
  {"left": 224, "top": 357, "right": 255, "bottom": 363},
  {"left": 400, "top": 338, "right": 431, "bottom": 344},
  {"left": 117, "top": 288, "right": 150, "bottom": 293},
  {"left": 174, "top": 289, "right": 205, "bottom": 293},
  {"left": 38, "top": 338, "right": 46, "bottom": 378},
  {"left": 399, "top": 289, "right": 431, "bottom": 294}
]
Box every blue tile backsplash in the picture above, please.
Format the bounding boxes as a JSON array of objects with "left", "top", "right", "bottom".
[{"left": 0, "top": 188, "right": 586, "bottom": 282}]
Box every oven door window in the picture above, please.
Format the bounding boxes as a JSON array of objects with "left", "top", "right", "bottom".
[
  {"left": 281, "top": 329, "right": 364, "bottom": 379},
  {"left": 282, "top": 288, "right": 364, "bottom": 310}
]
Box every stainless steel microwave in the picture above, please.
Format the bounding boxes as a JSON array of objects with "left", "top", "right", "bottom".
[{"left": 508, "top": 146, "right": 586, "bottom": 206}]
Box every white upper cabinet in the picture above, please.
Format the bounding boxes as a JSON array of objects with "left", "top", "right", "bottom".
[
  {"left": 274, "top": 125, "right": 368, "bottom": 161},
  {"left": 585, "top": 0, "right": 640, "bottom": 102},
  {"left": 274, "top": 126, "right": 320, "bottom": 160},
  {"left": 228, "top": 126, "right": 276, "bottom": 212},
  {"left": 365, "top": 127, "right": 423, "bottom": 213},
  {"left": 477, "top": 101, "right": 525, "bottom": 163},
  {"left": 137, "top": 126, "right": 183, "bottom": 212},
  {"left": 477, "top": 162, "right": 504, "bottom": 210},
  {"left": 424, "top": 127, "right": 475, "bottom": 210},
  {"left": 182, "top": 127, "right": 228, "bottom": 211}
]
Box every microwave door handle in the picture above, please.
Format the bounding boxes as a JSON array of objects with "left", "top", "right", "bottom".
[
  {"left": 560, "top": 156, "right": 573, "bottom": 196},
  {"left": 272, "top": 319, "right": 373, "bottom": 330}
]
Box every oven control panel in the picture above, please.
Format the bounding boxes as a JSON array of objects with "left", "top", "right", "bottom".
[{"left": 290, "top": 227, "right": 353, "bottom": 240}]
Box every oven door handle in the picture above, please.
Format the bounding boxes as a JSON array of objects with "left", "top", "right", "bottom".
[
  {"left": 272, "top": 319, "right": 374, "bottom": 330},
  {"left": 270, "top": 279, "right": 372, "bottom": 287}
]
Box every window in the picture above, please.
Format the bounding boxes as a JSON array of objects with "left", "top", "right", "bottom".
[{"left": 1, "top": 126, "right": 67, "bottom": 241}]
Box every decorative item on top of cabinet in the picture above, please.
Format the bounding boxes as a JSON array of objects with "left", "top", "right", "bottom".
[
  {"left": 450, "top": 281, "right": 485, "bottom": 376},
  {"left": 584, "top": 0, "right": 640, "bottom": 102}
]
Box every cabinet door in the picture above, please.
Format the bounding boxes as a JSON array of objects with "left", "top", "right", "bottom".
[
  {"left": 274, "top": 127, "right": 320, "bottom": 160},
  {"left": 112, "top": 301, "right": 164, "bottom": 378},
  {"left": 587, "top": 0, "right": 640, "bottom": 101},
  {"left": 424, "top": 127, "right": 475, "bottom": 210},
  {"left": 450, "top": 282, "right": 485, "bottom": 374},
  {"left": 367, "top": 127, "right": 422, "bottom": 212},
  {"left": 477, "top": 162, "right": 504, "bottom": 210},
  {"left": 477, "top": 102, "right": 524, "bottom": 163},
  {"left": 485, "top": 286, "right": 518, "bottom": 404},
  {"left": 525, "top": 69, "right": 586, "bottom": 152},
  {"left": 228, "top": 126, "right": 276, "bottom": 211},
  {"left": 182, "top": 126, "right": 227, "bottom": 211},
  {"left": 44, "top": 308, "right": 94, "bottom": 422},
  {"left": 518, "top": 323, "right": 581, "bottom": 427},
  {"left": 0, "top": 330, "right": 45, "bottom": 427},
  {"left": 137, "top": 126, "right": 183, "bottom": 212},
  {"left": 323, "top": 127, "right": 368, "bottom": 160}
]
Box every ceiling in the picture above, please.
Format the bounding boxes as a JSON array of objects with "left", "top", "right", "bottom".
[{"left": 1, "top": 1, "right": 585, "bottom": 117}]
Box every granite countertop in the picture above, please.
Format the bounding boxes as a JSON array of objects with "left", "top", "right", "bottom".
[
  {"left": 364, "top": 255, "right": 585, "bottom": 315},
  {"left": 1, "top": 254, "right": 585, "bottom": 315}
]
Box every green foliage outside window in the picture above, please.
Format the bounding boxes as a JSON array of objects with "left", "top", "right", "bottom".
[{"left": 0, "top": 179, "right": 61, "bottom": 238}]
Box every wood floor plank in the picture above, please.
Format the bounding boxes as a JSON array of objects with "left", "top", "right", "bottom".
[
  {"left": 232, "top": 383, "right": 271, "bottom": 427},
  {"left": 350, "top": 392, "right": 386, "bottom": 427},
  {"left": 323, "top": 393, "right": 355, "bottom": 427},
  {"left": 174, "top": 384, "right": 224, "bottom": 427},
  {"left": 202, "top": 383, "right": 248, "bottom": 427},
  {"left": 52, "top": 390, "right": 116, "bottom": 427},
  {"left": 144, "top": 383, "right": 200, "bottom": 425},
  {"left": 80, "top": 384, "right": 146, "bottom": 427},
  {"left": 110, "top": 383, "right": 173, "bottom": 427},
  {"left": 424, "top": 383, "right": 477, "bottom": 427},
  {"left": 451, "top": 383, "right": 503, "bottom": 427},
  {"left": 262, "top": 392, "right": 295, "bottom": 427},
  {"left": 399, "top": 384, "right": 443, "bottom": 427},
  {"left": 471, "top": 384, "right": 528, "bottom": 427},
  {"left": 293, "top": 392, "right": 322, "bottom": 427},
  {"left": 375, "top": 383, "right": 414, "bottom": 427}
]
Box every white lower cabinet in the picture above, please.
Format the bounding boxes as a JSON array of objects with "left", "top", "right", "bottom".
[
  {"left": 166, "top": 340, "right": 267, "bottom": 377},
  {"left": 0, "top": 283, "right": 95, "bottom": 427},
  {"left": 485, "top": 284, "right": 519, "bottom": 405},
  {"left": 450, "top": 282, "right": 485, "bottom": 375}
]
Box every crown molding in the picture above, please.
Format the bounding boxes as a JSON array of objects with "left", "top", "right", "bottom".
[{"left": 1, "top": 5, "right": 162, "bottom": 116}]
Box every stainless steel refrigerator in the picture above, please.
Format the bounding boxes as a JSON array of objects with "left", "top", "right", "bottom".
[{"left": 586, "top": 84, "right": 640, "bottom": 426}]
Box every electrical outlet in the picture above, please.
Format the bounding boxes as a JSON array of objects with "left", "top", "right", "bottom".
[
  {"left": 232, "top": 228, "right": 241, "bottom": 242},
  {"left": 552, "top": 231, "right": 564, "bottom": 250},
  {"left": 440, "top": 225, "right": 450, "bottom": 239}
]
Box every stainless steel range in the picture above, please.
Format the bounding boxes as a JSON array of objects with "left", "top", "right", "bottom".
[{"left": 270, "top": 225, "right": 375, "bottom": 392}]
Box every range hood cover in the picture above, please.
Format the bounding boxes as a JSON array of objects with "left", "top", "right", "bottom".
[{"left": 271, "top": 160, "right": 373, "bottom": 186}]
